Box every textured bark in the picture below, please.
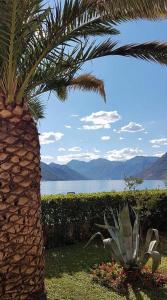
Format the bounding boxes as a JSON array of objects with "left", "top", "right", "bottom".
[{"left": 0, "top": 99, "right": 46, "bottom": 299}]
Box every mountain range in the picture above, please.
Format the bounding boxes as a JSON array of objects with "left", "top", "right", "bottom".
[
  {"left": 41, "top": 162, "right": 86, "bottom": 181},
  {"left": 41, "top": 153, "right": 167, "bottom": 181},
  {"left": 138, "top": 152, "right": 167, "bottom": 179}
]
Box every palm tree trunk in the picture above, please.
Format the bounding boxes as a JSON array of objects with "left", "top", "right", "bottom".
[{"left": 0, "top": 99, "right": 46, "bottom": 299}]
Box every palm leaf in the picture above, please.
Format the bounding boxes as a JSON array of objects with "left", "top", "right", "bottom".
[
  {"left": 28, "top": 97, "right": 45, "bottom": 121},
  {"left": 112, "top": 42, "right": 167, "bottom": 65},
  {"left": 0, "top": 0, "right": 167, "bottom": 104},
  {"left": 69, "top": 74, "right": 106, "bottom": 101},
  {"left": 83, "top": 40, "right": 167, "bottom": 65},
  {"left": 92, "top": 0, "right": 167, "bottom": 21}
]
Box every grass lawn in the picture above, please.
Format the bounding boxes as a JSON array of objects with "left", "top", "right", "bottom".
[{"left": 45, "top": 237, "right": 167, "bottom": 300}]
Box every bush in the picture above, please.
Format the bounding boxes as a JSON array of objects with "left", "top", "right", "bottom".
[{"left": 41, "top": 190, "right": 167, "bottom": 248}]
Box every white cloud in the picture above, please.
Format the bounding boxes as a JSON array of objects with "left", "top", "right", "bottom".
[
  {"left": 120, "top": 122, "right": 144, "bottom": 133},
  {"left": 83, "top": 124, "right": 111, "bottom": 130},
  {"left": 81, "top": 111, "right": 121, "bottom": 130},
  {"left": 39, "top": 132, "right": 64, "bottom": 144},
  {"left": 41, "top": 155, "right": 54, "bottom": 163},
  {"left": 68, "top": 147, "right": 81, "bottom": 152},
  {"left": 105, "top": 148, "right": 143, "bottom": 161},
  {"left": 71, "top": 114, "right": 79, "bottom": 117},
  {"left": 65, "top": 125, "right": 71, "bottom": 129},
  {"left": 113, "top": 129, "right": 117, "bottom": 132},
  {"left": 138, "top": 138, "right": 142, "bottom": 141},
  {"left": 152, "top": 145, "right": 160, "bottom": 148},
  {"left": 93, "top": 148, "right": 100, "bottom": 153},
  {"left": 150, "top": 138, "right": 167, "bottom": 146},
  {"left": 101, "top": 136, "right": 111, "bottom": 141},
  {"left": 57, "top": 152, "right": 100, "bottom": 163},
  {"left": 120, "top": 137, "right": 125, "bottom": 140},
  {"left": 58, "top": 147, "right": 66, "bottom": 152},
  {"left": 154, "top": 152, "right": 165, "bottom": 157}
]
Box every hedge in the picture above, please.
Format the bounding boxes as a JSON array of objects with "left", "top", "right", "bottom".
[{"left": 41, "top": 190, "right": 167, "bottom": 249}]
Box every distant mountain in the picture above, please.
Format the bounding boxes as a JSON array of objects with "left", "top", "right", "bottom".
[
  {"left": 49, "top": 163, "right": 87, "bottom": 180},
  {"left": 67, "top": 156, "right": 158, "bottom": 180},
  {"left": 41, "top": 162, "right": 60, "bottom": 181},
  {"left": 138, "top": 153, "right": 167, "bottom": 179},
  {"left": 41, "top": 155, "right": 160, "bottom": 181},
  {"left": 67, "top": 158, "right": 122, "bottom": 179},
  {"left": 41, "top": 162, "right": 87, "bottom": 181},
  {"left": 113, "top": 156, "right": 158, "bottom": 179}
]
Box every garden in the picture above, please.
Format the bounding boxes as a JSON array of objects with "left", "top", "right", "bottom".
[
  {"left": 42, "top": 191, "right": 167, "bottom": 299},
  {"left": 1, "top": 1, "right": 167, "bottom": 299}
]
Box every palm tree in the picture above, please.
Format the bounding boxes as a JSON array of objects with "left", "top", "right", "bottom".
[{"left": 1, "top": 0, "right": 167, "bottom": 299}]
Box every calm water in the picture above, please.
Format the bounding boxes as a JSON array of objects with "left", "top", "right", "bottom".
[{"left": 41, "top": 180, "right": 166, "bottom": 195}]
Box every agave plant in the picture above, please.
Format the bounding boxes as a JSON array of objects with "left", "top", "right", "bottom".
[{"left": 86, "top": 204, "right": 161, "bottom": 273}]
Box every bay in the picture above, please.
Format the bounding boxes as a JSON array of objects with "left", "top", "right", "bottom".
[{"left": 41, "top": 180, "right": 166, "bottom": 195}]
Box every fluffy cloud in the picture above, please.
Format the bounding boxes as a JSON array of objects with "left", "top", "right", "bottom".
[
  {"left": 58, "top": 147, "right": 66, "bottom": 152},
  {"left": 41, "top": 155, "right": 54, "bottom": 163},
  {"left": 138, "top": 138, "right": 142, "bottom": 141},
  {"left": 65, "top": 125, "right": 71, "bottom": 129},
  {"left": 150, "top": 138, "right": 167, "bottom": 146},
  {"left": 68, "top": 147, "right": 81, "bottom": 152},
  {"left": 81, "top": 111, "right": 121, "bottom": 130},
  {"left": 101, "top": 136, "right": 111, "bottom": 141},
  {"left": 83, "top": 124, "right": 110, "bottom": 130},
  {"left": 39, "top": 132, "right": 64, "bottom": 144},
  {"left": 57, "top": 152, "right": 100, "bottom": 163},
  {"left": 120, "top": 122, "right": 144, "bottom": 133},
  {"left": 105, "top": 148, "right": 143, "bottom": 161}
]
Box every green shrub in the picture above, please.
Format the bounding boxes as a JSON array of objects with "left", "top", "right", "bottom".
[{"left": 41, "top": 190, "right": 167, "bottom": 249}]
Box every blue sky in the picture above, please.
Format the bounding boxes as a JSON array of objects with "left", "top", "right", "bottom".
[{"left": 39, "top": 16, "right": 167, "bottom": 164}]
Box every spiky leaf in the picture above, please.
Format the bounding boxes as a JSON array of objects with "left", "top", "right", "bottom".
[{"left": 119, "top": 204, "right": 133, "bottom": 262}]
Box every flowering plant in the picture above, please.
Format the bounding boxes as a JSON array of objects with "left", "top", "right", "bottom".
[{"left": 91, "top": 262, "right": 167, "bottom": 294}]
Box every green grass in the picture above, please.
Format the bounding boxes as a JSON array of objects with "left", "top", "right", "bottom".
[{"left": 45, "top": 239, "right": 167, "bottom": 300}]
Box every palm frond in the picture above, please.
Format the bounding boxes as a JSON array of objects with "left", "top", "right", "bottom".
[
  {"left": 53, "top": 85, "right": 68, "bottom": 101},
  {"left": 0, "top": 0, "right": 167, "bottom": 105},
  {"left": 27, "top": 38, "right": 167, "bottom": 104},
  {"left": 28, "top": 96, "right": 45, "bottom": 120},
  {"left": 26, "top": 40, "right": 113, "bottom": 97},
  {"left": 91, "top": 0, "right": 167, "bottom": 21},
  {"left": 16, "top": 0, "right": 118, "bottom": 101},
  {"left": 81, "top": 40, "right": 167, "bottom": 65},
  {"left": 69, "top": 74, "right": 106, "bottom": 101},
  {"left": 111, "top": 42, "right": 167, "bottom": 65}
]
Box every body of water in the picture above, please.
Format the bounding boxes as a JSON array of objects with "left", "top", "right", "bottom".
[{"left": 41, "top": 180, "right": 166, "bottom": 195}]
